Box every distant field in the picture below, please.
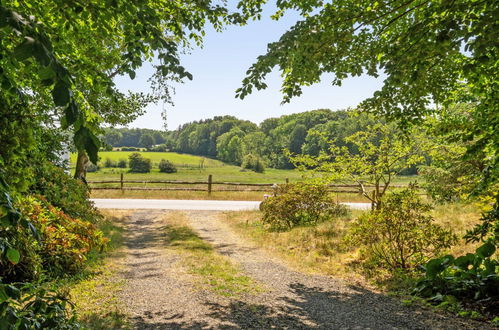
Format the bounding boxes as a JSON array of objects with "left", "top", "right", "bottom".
[
  {"left": 71, "top": 151, "right": 305, "bottom": 184},
  {"left": 71, "top": 152, "right": 421, "bottom": 200}
]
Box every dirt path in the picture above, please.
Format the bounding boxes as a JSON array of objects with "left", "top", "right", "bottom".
[{"left": 116, "top": 210, "right": 489, "bottom": 329}]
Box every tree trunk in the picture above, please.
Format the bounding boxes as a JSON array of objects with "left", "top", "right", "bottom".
[{"left": 74, "top": 150, "right": 89, "bottom": 183}]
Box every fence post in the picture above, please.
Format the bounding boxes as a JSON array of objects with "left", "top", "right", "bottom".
[
  {"left": 208, "top": 174, "right": 212, "bottom": 195},
  {"left": 120, "top": 173, "right": 124, "bottom": 191}
]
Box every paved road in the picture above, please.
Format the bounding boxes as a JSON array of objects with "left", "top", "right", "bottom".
[{"left": 91, "top": 199, "right": 371, "bottom": 211}]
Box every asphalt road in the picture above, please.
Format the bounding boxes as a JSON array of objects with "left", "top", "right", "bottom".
[{"left": 91, "top": 199, "right": 371, "bottom": 211}]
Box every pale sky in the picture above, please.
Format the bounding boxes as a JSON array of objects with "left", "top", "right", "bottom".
[{"left": 114, "top": 4, "right": 384, "bottom": 130}]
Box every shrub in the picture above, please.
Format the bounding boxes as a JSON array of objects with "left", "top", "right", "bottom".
[
  {"left": 346, "top": 187, "right": 457, "bottom": 270},
  {"left": 30, "top": 162, "right": 102, "bottom": 224},
  {"left": 120, "top": 147, "right": 138, "bottom": 151},
  {"left": 151, "top": 144, "right": 168, "bottom": 152},
  {"left": 260, "top": 183, "right": 347, "bottom": 230},
  {"left": 117, "top": 159, "right": 127, "bottom": 168},
  {"left": 414, "top": 241, "right": 498, "bottom": 302},
  {"left": 18, "top": 197, "right": 106, "bottom": 277},
  {"left": 159, "top": 159, "right": 177, "bottom": 173},
  {"left": 128, "top": 153, "right": 151, "bottom": 173},
  {"left": 86, "top": 162, "right": 99, "bottom": 172},
  {"left": 241, "top": 154, "right": 265, "bottom": 173},
  {"left": 0, "top": 283, "right": 79, "bottom": 329},
  {"left": 103, "top": 158, "right": 117, "bottom": 168}
]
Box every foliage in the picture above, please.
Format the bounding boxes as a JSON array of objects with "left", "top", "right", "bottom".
[
  {"left": 150, "top": 144, "right": 168, "bottom": 152},
  {"left": 237, "top": 0, "right": 498, "bottom": 197},
  {"left": 128, "top": 153, "right": 151, "bottom": 173},
  {"left": 116, "top": 159, "right": 127, "bottom": 168},
  {"left": 0, "top": 283, "right": 79, "bottom": 329},
  {"left": 30, "top": 162, "right": 102, "bottom": 224},
  {"left": 119, "top": 147, "right": 139, "bottom": 152},
  {"left": 103, "top": 158, "right": 117, "bottom": 168},
  {"left": 346, "top": 187, "right": 457, "bottom": 270},
  {"left": 0, "top": 172, "right": 39, "bottom": 281},
  {"left": 414, "top": 194, "right": 498, "bottom": 309},
  {"left": 292, "top": 121, "right": 425, "bottom": 209},
  {"left": 85, "top": 163, "right": 99, "bottom": 173},
  {"left": 139, "top": 134, "right": 155, "bottom": 149},
  {"left": 415, "top": 241, "right": 498, "bottom": 302},
  {"left": 159, "top": 159, "right": 177, "bottom": 173},
  {"left": 260, "top": 183, "right": 347, "bottom": 230},
  {"left": 241, "top": 154, "right": 265, "bottom": 173},
  {"left": 216, "top": 128, "right": 245, "bottom": 165},
  {"left": 16, "top": 197, "right": 105, "bottom": 278}
]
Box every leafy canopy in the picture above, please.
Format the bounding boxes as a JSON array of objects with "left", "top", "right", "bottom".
[{"left": 237, "top": 0, "right": 498, "bottom": 188}]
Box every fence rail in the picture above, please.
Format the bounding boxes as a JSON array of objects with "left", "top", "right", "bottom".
[{"left": 87, "top": 174, "right": 415, "bottom": 194}]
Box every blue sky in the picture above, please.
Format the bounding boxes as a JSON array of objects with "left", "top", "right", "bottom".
[{"left": 115, "top": 4, "right": 384, "bottom": 130}]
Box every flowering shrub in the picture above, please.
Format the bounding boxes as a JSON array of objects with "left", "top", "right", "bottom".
[
  {"left": 30, "top": 162, "right": 102, "bottom": 224},
  {"left": 18, "top": 197, "right": 106, "bottom": 277}
]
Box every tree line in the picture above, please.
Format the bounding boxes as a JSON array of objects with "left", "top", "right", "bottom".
[{"left": 103, "top": 109, "right": 417, "bottom": 174}]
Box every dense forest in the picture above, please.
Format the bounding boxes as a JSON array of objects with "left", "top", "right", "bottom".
[{"left": 104, "top": 109, "right": 418, "bottom": 173}]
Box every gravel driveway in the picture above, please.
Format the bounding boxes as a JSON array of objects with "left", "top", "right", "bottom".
[{"left": 115, "top": 210, "right": 490, "bottom": 329}]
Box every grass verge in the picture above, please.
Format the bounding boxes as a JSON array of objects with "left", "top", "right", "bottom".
[
  {"left": 219, "top": 202, "right": 483, "bottom": 284},
  {"left": 63, "top": 211, "right": 130, "bottom": 329},
  {"left": 220, "top": 210, "right": 366, "bottom": 281},
  {"left": 162, "top": 212, "right": 262, "bottom": 297}
]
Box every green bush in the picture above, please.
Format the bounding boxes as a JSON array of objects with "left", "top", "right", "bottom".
[
  {"left": 30, "top": 162, "right": 102, "bottom": 224},
  {"left": 241, "top": 154, "right": 265, "bottom": 173},
  {"left": 17, "top": 197, "right": 106, "bottom": 277},
  {"left": 128, "top": 153, "right": 151, "bottom": 173},
  {"left": 260, "top": 183, "right": 347, "bottom": 230},
  {"left": 120, "top": 147, "right": 138, "bottom": 151},
  {"left": 0, "top": 283, "right": 79, "bottom": 329},
  {"left": 346, "top": 187, "right": 457, "bottom": 270},
  {"left": 151, "top": 144, "right": 168, "bottom": 152},
  {"left": 117, "top": 159, "right": 127, "bottom": 168},
  {"left": 414, "top": 241, "right": 498, "bottom": 302},
  {"left": 86, "top": 162, "right": 99, "bottom": 172},
  {"left": 103, "top": 158, "right": 117, "bottom": 168},
  {"left": 158, "top": 159, "right": 177, "bottom": 173}
]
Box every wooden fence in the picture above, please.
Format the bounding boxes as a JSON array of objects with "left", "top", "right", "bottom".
[{"left": 88, "top": 174, "right": 411, "bottom": 195}]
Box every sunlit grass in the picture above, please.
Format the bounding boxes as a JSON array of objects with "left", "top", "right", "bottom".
[
  {"left": 162, "top": 212, "right": 262, "bottom": 297},
  {"left": 66, "top": 211, "right": 131, "bottom": 329},
  {"left": 219, "top": 202, "right": 482, "bottom": 283}
]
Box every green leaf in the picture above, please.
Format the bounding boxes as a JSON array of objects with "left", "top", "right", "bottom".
[
  {"left": 0, "top": 286, "right": 8, "bottom": 303},
  {"left": 74, "top": 126, "right": 100, "bottom": 163},
  {"left": 63, "top": 101, "right": 79, "bottom": 128},
  {"left": 476, "top": 241, "right": 495, "bottom": 258},
  {"left": 454, "top": 254, "right": 474, "bottom": 269},
  {"left": 13, "top": 38, "right": 35, "bottom": 61},
  {"left": 6, "top": 248, "right": 20, "bottom": 264},
  {"left": 51, "top": 81, "right": 71, "bottom": 106},
  {"left": 425, "top": 258, "right": 446, "bottom": 278},
  {"left": 5, "top": 285, "right": 20, "bottom": 300}
]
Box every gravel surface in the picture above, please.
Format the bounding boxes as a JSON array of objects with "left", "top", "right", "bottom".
[{"left": 116, "top": 210, "right": 490, "bottom": 329}]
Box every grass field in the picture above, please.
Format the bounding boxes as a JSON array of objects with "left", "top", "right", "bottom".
[
  {"left": 75, "top": 151, "right": 422, "bottom": 201},
  {"left": 72, "top": 151, "right": 306, "bottom": 184}
]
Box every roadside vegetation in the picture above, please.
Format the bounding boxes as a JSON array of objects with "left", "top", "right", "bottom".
[
  {"left": 1, "top": 0, "right": 496, "bottom": 328},
  {"left": 162, "top": 213, "right": 261, "bottom": 297}
]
